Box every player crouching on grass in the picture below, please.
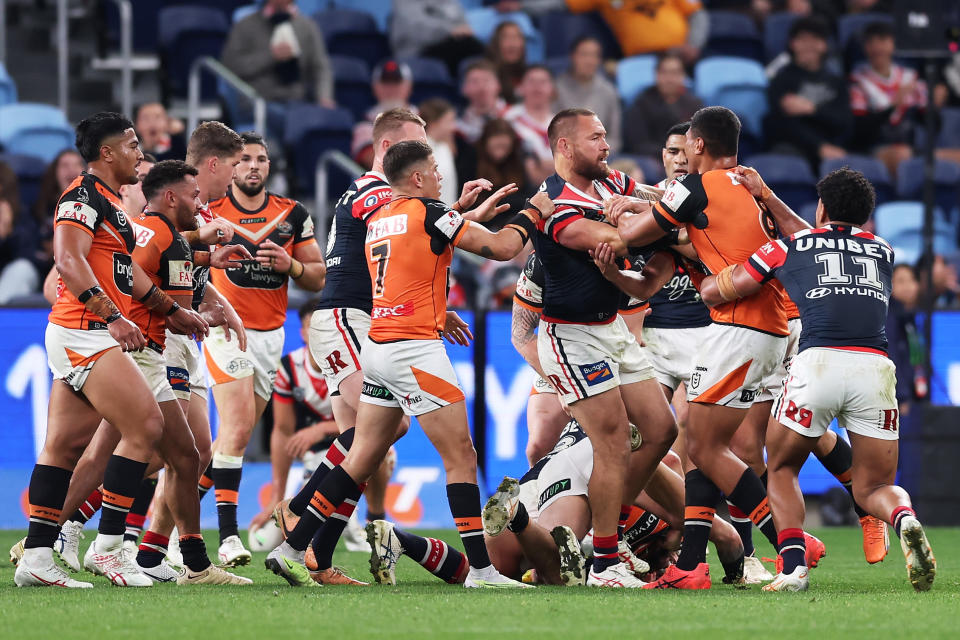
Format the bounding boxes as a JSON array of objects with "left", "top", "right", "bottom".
[{"left": 698, "top": 167, "right": 936, "bottom": 593}]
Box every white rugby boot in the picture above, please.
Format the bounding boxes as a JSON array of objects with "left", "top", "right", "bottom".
[
  {"left": 90, "top": 541, "right": 153, "bottom": 587},
  {"left": 366, "top": 519, "right": 404, "bottom": 585},
  {"left": 218, "top": 535, "right": 252, "bottom": 567},
  {"left": 587, "top": 561, "right": 647, "bottom": 588},
  {"left": 15, "top": 548, "right": 93, "bottom": 588},
  {"left": 762, "top": 565, "right": 810, "bottom": 592},
  {"left": 618, "top": 540, "right": 650, "bottom": 576},
  {"left": 464, "top": 564, "right": 534, "bottom": 589},
  {"left": 343, "top": 513, "right": 372, "bottom": 552},
  {"left": 54, "top": 520, "right": 84, "bottom": 572},
  {"left": 743, "top": 554, "right": 774, "bottom": 584},
  {"left": 83, "top": 542, "right": 103, "bottom": 576},
  {"left": 178, "top": 564, "right": 253, "bottom": 585},
  {"left": 138, "top": 559, "right": 183, "bottom": 583},
  {"left": 482, "top": 477, "right": 520, "bottom": 537},
  {"left": 899, "top": 515, "right": 936, "bottom": 592}
]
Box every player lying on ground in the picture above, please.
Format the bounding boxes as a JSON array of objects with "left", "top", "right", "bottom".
[{"left": 698, "top": 167, "right": 936, "bottom": 593}]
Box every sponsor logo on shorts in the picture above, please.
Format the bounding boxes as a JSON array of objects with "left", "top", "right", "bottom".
[
  {"left": 361, "top": 381, "right": 395, "bottom": 400},
  {"left": 227, "top": 358, "right": 252, "bottom": 374},
  {"left": 579, "top": 361, "right": 613, "bottom": 386},
  {"left": 372, "top": 302, "right": 414, "bottom": 319},
  {"left": 691, "top": 366, "right": 707, "bottom": 389},
  {"left": 166, "top": 366, "right": 190, "bottom": 392},
  {"left": 538, "top": 479, "right": 571, "bottom": 509},
  {"left": 740, "top": 389, "right": 757, "bottom": 403},
  {"left": 400, "top": 393, "right": 423, "bottom": 406}
]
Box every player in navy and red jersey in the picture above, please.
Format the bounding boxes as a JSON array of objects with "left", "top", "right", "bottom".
[
  {"left": 699, "top": 168, "right": 936, "bottom": 593},
  {"left": 532, "top": 108, "right": 678, "bottom": 588}
]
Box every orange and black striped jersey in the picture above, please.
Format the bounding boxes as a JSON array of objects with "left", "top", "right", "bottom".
[
  {"left": 208, "top": 189, "right": 316, "bottom": 330},
  {"left": 365, "top": 196, "right": 471, "bottom": 342},
  {"left": 129, "top": 212, "right": 194, "bottom": 346},
  {"left": 49, "top": 172, "right": 136, "bottom": 330},
  {"left": 652, "top": 170, "right": 789, "bottom": 336}
]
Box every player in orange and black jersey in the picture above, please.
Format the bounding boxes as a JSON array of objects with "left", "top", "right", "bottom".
[
  {"left": 15, "top": 113, "right": 208, "bottom": 589},
  {"left": 266, "top": 139, "right": 548, "bottom": 589},
  {"left": 203, "top": 132, "right": 326, "bottom": 562},
  {"left": 612, "top": 107, "right": 807, "bottom": 589}
]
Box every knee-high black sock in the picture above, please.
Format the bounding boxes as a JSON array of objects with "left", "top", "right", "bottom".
[
  {"left": 211, "top": 453, "right": 242, "bottom": 543},
  {"left": 289, "top": 428, "right": 355, "bottom": 516},
  {"left": 198, "top": 463, "right": 214, "bottom": 500},
  {"left": 447, "top": 483, "right": 491, "bottom": 570},
  {"left": 727, "top": 468, "right": 778, "bottom": 548},
  {"left": 676, "top": 469, "right": 723, "bottom": 571},
  {"left": 25, "top": 464, "right": 73, "bottom": 549},
  {"left": 100, "top": 455, "right": 149, "bottom": 538},
  {"left": 124, "top": 476, "right": 157, "bottom": 543},
  {"left": 287, "top": 465, "right": 360, "bottom": 552},
  {"left": 815, "top": 436, "right": 868, "bottom": 518},
  {"left": 394, "top": 527, "right": 469, "bottom": 583},
  {"left": 726, "top": 500, "right": 755, "bottom": 557},
  {"left": 309, "top": 481, "right": 367, "bottom": 570}
]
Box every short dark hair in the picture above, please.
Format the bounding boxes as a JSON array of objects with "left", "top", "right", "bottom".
[
  {"left": 789, "top": 16, "right": 830, "bottom": 42},
  {"left": 142, "top": 160, "right": 199, "bottom": 203},
  {"left": 186, "top": 121, "right": 243, "bottom": 165},
  {"left": 689, "top": 107, "right": 740, "bottom": 158},
  {"left": 547, "top": 107, "right": 596, "bottom": 152},
  {"left": 665, "top": 121, "right": 690, "bottom": 143},
  {"left": 570, "top": 35, "right": 601, "bottom": 55},
  {"left": 522, "top": 64, "right": 553, "bottom": 81},
  {"left": 863, "top": 20, "right": 894, "bottom": 42},
  {"left": 142, "top": 152, "right": 158, "bottom": 165},
  {"left": 240, "top": 131, "right": 268, "bottom": 154},
  {"left": 462, "top": 58, "right": 498, "bottom": 78},
  {"left": 75, "top": 112, "right": 135, "bottom": 162},
  {"left": 418, "top": 98, "right": 455, "bottom": 126},
  {"left": 656, "top": 52, "right": 685, "bottom": 72},
  {"left": 383, "top": 140, "right": 433, "bottom": 185},
  {"left": 816, "top": 168, "right": 876, "bottom": 226}
]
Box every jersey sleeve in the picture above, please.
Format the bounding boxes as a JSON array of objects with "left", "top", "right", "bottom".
[
  {"left": 131, "top": 221, "right": 164, "bottom": 284},
  {"left": 54, "top": 185, "right": 106, "bottom": 236},
  {"left": 513, "top": 252, "right": 544, "bottom": 310},
  {"left": 539, "top": 205, "right": 583, "bottom": 241},
  {"left": 291, "top": 203, "right": 317, "bottom": 249},
  {"left": 744, "top": 239, "right": 789, "bottom": 283},
  {"left": 652, "top": 173, "right": 709, "bottom": 230},
  {"left": 351, "top": 183, "right": 392, "bottom": 223},
  {"left": 423, "top": 199, "right": 469, "bottom": 246},
  {"left": 273, "top": 355, "right": 294, "bottom": 404},
  {"left": 157, "top": 232, "right": 195, "bottom": 295}
]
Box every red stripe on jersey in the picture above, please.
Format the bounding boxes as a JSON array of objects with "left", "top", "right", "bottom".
[
  {"left": 744, "top": 259, "right": 766, "bottom": 283},
  {"left": 549, "top": 214, "right": 582, "bottom": 242},
  {"left": 351, "top": 185, "right": 392, "bottom": 221},
  {"left": 824, "top": 345, "right": 888, "bottom": 356}
]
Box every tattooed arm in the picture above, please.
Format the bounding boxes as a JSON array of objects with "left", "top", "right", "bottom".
[{"left": 511, "top": 301, "right": 547, "bottom": 379}]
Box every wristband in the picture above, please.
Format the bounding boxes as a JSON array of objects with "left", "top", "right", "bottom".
[
  {"left": 288, "top": 258, "right": 305, "bottom": 279},
  {"left": 165, "top": 302, "right": 182, "bottom": 316},
  {"left": 715, "top": 264, "right": 741, "bottom": 302},
  {"left": 105, "top": 312, "right": 122, "bottom": 324},
  {"left": 193, "top": 250, "right": 210, "bottom": 267},
  {"left": 78, "top": 286, "right": 103, "bottom": 304},
  {"left": 523, "top": 199, "right": 545, "bottom": 219},
  {"left": 508, "top": 211, "right": 537, "bottom": 237},
  {"left": 138, "top": 285, "right": 158, "bottom": 304}
]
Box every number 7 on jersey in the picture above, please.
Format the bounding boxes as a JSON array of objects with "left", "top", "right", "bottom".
[{"left": 370, "top": 241, "right": 390, "bottom": 297}]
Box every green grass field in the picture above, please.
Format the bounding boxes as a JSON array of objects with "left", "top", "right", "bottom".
[{"left": 2, "top": 527, "right": 958, "bottom": 639}]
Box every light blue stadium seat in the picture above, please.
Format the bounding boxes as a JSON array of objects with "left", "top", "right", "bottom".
[
  {"left": 745, "top": 153, "right": 818, "bottom": 211},
  {"left": 232, "top": 4, "right": 258, "bottom": 23},
  {"left": 821, "top": 155, "right": 895, "bottom": 204},
  {"left": 464, "top": 8, "right": 544, "bottom": 62},
  {"left": 693, "top": 56, "right": 766, "bottom": 104},
  {"left": 873, "top": 201, "right": 955, "bottom": 264},
  {"left": 0, "top": 63, "right": 17, "bottom": 106},
  {"left": 0, "top": 103, "right": 73, "bottom": 163},
  {"left": 616, "top": 55, "right": 657, "bottom": 106},
  {"left": 714, "top": 84, "right": 767, "bottom": 139},
  {"left": 331, "top": 0, "right": 392, "bottom": 32}
]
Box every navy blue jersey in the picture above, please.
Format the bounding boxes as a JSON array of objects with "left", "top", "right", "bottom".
[
  {"left": 316, "top": 172, "right": 392, "bottom": 313},
  {"left": 533, "top": 171, "right": 636, "bottom": 324},
  {"left": 645, "top": 250, "right": 711, "bottom": 329},
  {"left": 746, "top": 224, "right": 894, "bottom": 353}
]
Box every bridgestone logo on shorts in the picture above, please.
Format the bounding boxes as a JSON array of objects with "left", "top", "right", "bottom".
[
  {"left": 538, "top": 478, "right": 571, "bottom": 509},
  {"left": 362, "top": 381, "right": 395, "bottom": 400}
]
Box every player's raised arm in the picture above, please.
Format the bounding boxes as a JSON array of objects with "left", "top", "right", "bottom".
[
  {"left": 591, "top": 243, "right": 676, "bottom": 301},
  {"left": 455, "top": 191, "right": 555, "bottom": 261},
  {"left": 699, "top": 237, "right": 787, "bottom": 307},
  {"left": 733, "top": 165, "right": 812, "bottom": 235}
]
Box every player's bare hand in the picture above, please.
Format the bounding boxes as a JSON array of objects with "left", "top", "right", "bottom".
[
  {"left": 222, "top": 299, "right": 247, "bottom": 351},
  {"left": 457, "top": 179, "right": 493, "bottom": 211},
  {"left": 443, "top": 311, "right": 474, "bottom": 346},
  {"left": 249, "top": 508, "right": 275, "bottom": 532},
  {"left": 468, "top": 183, "right": 518, "bottom": 222},
  {"left": 109, "top": 316, "right": 146, "bottom": 352},
  {"left": 732, "top": 165, "right": 769, "bottom": 199},
  {"left": 286, "top": 430, "right": 319, "bottom": 458},
  {"left": 198, "top": 299, "right": 226, "bottom": 327},
  {"left": 604, "top": 195, "right": 646, "bottom": 225},
  {"left": 197, "top": 218, "right": 234, "bottom": 245},
  {"left": 558, "top": 392, "right": 572, "bottom": 417},
  {"left": 529, "top": 191, "right": 555, "bottom": 219},
  {"left": 589, "top": 242, "right": 620, "bottom": 280},
  {"left": 210, "top": 243, "right": 253, "bottom": 269},
  {"left": 167, "top": 307, "right": 210, "bottom": 341},
  {"left": 256, "top": 239, "right": 292, "bottom": 273}
]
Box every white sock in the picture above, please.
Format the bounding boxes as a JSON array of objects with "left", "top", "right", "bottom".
[
  {"left": 22, "top": 546, "right": 53, "bottom": 563},
  {"left": 212, "top": 452, "right": 243, "bottom": 469},
  {"left": 94, "top": 533, "right": 123, "bottom": 553},
  {"left": 278, "top": 540, "right": 304, "bottom": 562}
]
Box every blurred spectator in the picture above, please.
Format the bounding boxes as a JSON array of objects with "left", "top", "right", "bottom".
[
  {"left": 504, "top": 65, "right": 556, "bottom": 185},
  {"left": 555, "top": 36, "right": 622, "bottom": 152},
  {"left": 942, "top": 53, "right": 960, "bottom": 107},
  {"left": 490, "top": 264, "right": 522, "bottom": 309},
  {"left": 0, "top": 161, "right": 21, "bottom": 222},
  {"left": 351, "top": 60, "right": 417, "bottom": 169},
  {"left": 32, "top": 149, "right": 85, "bottom": 224},
  {"left": 608, "top": 158, "right": 646, "bottom": 185},
  {"left": 133, "top": 102, "right": 186, "bottom": 162},
  {"left": 473, "top": 118, "right": 532, "bottom": 227},
  {"left": 119, "top": 154, "right": 157, "bottom": 218},
  {"left": 564, "top": 0, "right": 709, "bottom": 63},
  {"left": 457, "top": 60, "right": 508, "bottom": 144},
  {"left": 623, "top": 53, "right": 702, "bottom": 157},
  {"left": 488, "top": 21, "right": 527, "bottom": 104},
  {"left": 766, "top": 17, "right": 851, "bottom": 169},
  {"left": 888, "top": 263, "right": 925, "bottom": 408},
  {"left": 0, "top": 191, "right": 41, "bottom": 303},
  {"left": 221, "top": 0, "right": 334, "bottom": 106},
  {"left": 916, "top": 253, "right": 960, "bottom": 310},
  {"left": 390, "top": 0, "right": 485, "bottom": 76},
  {"left": 849, "top": 22, "right": 926, "bottom": 177},
  {"left": 420, "top": 99, "right": 460, "bottom": 204}
]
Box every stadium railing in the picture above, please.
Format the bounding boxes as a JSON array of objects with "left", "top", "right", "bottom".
[{"left": 187, "top": 56, "right": 266, "bottom": 139}]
